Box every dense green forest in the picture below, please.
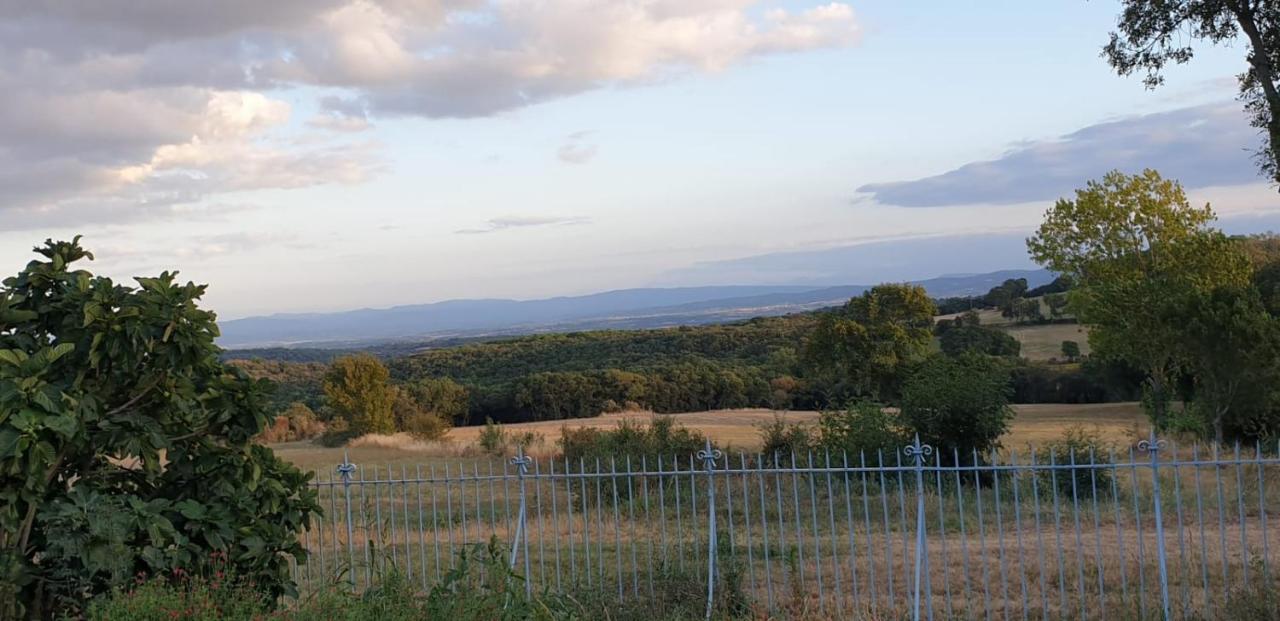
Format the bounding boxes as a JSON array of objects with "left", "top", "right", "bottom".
[
  {"left": 391, "top": 315, "right": 818, "bottom": 422},
  {"left": 229, "top": 300, "right": 1140, "bottom": 426}
]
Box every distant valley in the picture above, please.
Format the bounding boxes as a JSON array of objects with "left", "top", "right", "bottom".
[{"left": 218, "top": 268, "right": 1053, "bottom": 350}]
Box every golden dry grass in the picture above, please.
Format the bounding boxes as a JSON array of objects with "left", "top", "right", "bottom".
[
  {"left": 1004, "top": 322, "right": 1092, "bottom": 362},
  {"left": 275, "top": 403, "right": 1151, "bottom": 473}
]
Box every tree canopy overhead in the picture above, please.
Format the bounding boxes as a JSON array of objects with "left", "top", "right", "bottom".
[
  {"left": 0, "top": 238, "right": 318, "bottom": 617},
  {"left": 1105, "top": 0, "right": 1280, "bottom": 184}
]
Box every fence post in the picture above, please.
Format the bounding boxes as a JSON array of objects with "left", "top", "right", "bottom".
[
  {"left": 509, "top": 446, "right": 534, "bottom": 598},
  {"left": 904, "top": 435, "right": 935, "bottom": 621},
  {"left": 699, "top": 439, "right": 724, "bottom": 621},
  {"left": 1139, "top": 432, "right": 1171, "bottom": 620},
  {"left": 336, "top": 451, "right": 358, "bottom": 592}
]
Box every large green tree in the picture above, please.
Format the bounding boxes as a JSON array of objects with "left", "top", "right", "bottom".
[
  {"left": 1027, "top": 170, "right": 1252, "bottom": 427},
  {"left": 323, "top": 354, "right": 397, "bottom": 435},
  {"left": 1105, "top": 0, "right": 1280, "bottom": 184},
  {"left": 1172, "top": 286, "right": 1279, "bottom": 442},
  {"left": 803, "top": 284, "right": 936, "bottom": 402},
  {"left": 0, "top": 239, "right": 318, "bottom": 618}
]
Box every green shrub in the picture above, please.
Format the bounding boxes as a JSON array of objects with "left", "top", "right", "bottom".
[
  {"left": 558, "top": 416, "right": 710, "bottom": 468},
  {"left": 400, "top": 408, "right": 451, "bottom": 441},
  {"left": 89, "top": 540, "right": 582, "bottom": 621},
  {"left": 478, "top": 417, "right": 507, "bottom": 455},
  {"left": 901, "top": 353, "right": 1014, "bottom": 466},
  {"left": 815, "top": 401, "right": 907, "bottom": 463},
  {"left": 315, "top": 417, "right": 360, "bottom": 447},
  {"left": 1035, "top": 425, "right": 1114, "bottom": 500},
  {"left": 756, "top": 415, "right": 814, "bottom": 461}
]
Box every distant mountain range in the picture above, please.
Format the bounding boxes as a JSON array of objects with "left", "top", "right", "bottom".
[{"left": 217, "top": 268, "right": 1053, "bottom": 349}]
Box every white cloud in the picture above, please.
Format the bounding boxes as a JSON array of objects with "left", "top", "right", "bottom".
[
  {"left": 456, "top": 215, "right": 593, "bottom": 234},
  {"left": 0, "top": 1, "right": 859, "bottom": 224}
]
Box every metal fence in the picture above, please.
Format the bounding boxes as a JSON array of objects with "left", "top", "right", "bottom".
[{"left": 292, "top": 434, "right": 1279, "bottom": 620}]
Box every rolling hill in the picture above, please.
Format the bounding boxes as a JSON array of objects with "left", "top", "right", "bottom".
[{"left": 218, "top": 268, "right": 1053, "bottom": 349}]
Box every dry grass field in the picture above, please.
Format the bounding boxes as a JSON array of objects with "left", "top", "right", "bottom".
[
  {"left": 274, "top": 403, "right": 1149, "bottom": 473},
  {"left": 935, "top": 300, "right": 1092, "bottom": 362},
  {"left": 1003, "top": 322, "right": 1092, "bottom": 361}
]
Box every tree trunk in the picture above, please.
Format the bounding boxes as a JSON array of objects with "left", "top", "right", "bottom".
[
  {"left": 1146, "top": 374, "right": 1169, "bottom": 429},
  {"left": 1214, "top": 407, "right": 1226, "bottom": 446},
  {"left": 1230, "top": 0, "right": 1280, "bottom": 182}
]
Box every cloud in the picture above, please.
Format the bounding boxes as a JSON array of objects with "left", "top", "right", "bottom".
[
  {"left": 558, "top": 131, "right": 599, "bottom": 164},
  {"left": 0, "top": 1, "right": 859, "bottom": 223},
  {"left": 856, "top": 103, "right": 1263, "bottom": 208},
  {"left": 456, "top": 215, "right": 593, "bottom": 235}
]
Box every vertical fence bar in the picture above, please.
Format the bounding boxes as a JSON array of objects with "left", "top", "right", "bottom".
[
  {"left": 700, "top": 439, "right": 722, "bottom": 621},
  {"left": 739, "top": 453, "right": 757, "bottom": 610},
  {"left": 533, "top": 458, "right": 547, "bottom": 593},
  {"left": 807, "top": 451, "right": 825, "bottom": 614},
  {"left": 1258, "top": 440, "right": 1271, "bottom": 585},
  {"left": 1010, "top": 450, "right": 1030, "bottom": 621},
  {"left": 1139, "top": 432, "right": 1171, "bottom": 621},
  {"left": 337, "top": 453, "right": 357, "bottom": 592},
  {"left": 952, "top": 448, "right": 974, "bottom": 619},
  {"left": 509, "top": 446, "right": 533, "bottom": 598},
  {"left": 906, "top": 436, "right": 934, "bottom": 621},
  {"left": 1191, "top": 444, "right": 1210, "bottom": 614},
  {"left": 759, "top": 452, "right": 777, "bottom": 614},
  {"left": 1169, "top": 445, "right": 1190, "bottom": 616},
  {"left": 991, "top": 450, "right": 1011, "bottom": 620},
  {"left": 1067, "top": 449, "right": 1085, "bottom": 621},
  {"left": 861, "top": 451, "right": 878, "bottom": 614}
]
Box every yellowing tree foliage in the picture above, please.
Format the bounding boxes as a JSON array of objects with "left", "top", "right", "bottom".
[
  {"left": 1027, "top": 169, "right": 1252, "bottom": 426},
  {"left": 323, "top": 354, "right": 396, "bottom": 435}
]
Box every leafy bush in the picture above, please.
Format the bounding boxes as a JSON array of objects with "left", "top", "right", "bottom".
[
  {"left": 900, "top": 353, "right": 1014, "bottom": 466},
  {"left": 1035, "top": 426, "right": 1113, "bottom": 500},
  {"left": 392, "top": 387, "right": 451, "bottom": 441},
  {"left": 401, "top": 409, "right": 451, "bottom": 441},
  {"left": 0, "top": 238, "right": 318, "bottom": 618},
  {"left": 315, "top": 417, "right": 360, "bottom": 448},
  {"left": 558, "top": 416, "right": 709, "bottom": 467},
  {"left": 477, "top": 417, "right": 507, "bottom": 455},
  {"left": 756, "top": 415, "right": 815, "bottom": 460},
  {"left": 815, "top": 401, "right": 908, "bottom": 463},
  {"left": 87, "top": 540, "right": 584, "bottom": 621},
  {"left": 258, "top": 402, "right": 327, "bottom": 443}
]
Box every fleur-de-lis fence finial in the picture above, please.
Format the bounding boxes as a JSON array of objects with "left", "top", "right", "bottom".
[
  {"left": 336, "top": 450, "right": 358, "bottom": 485},
  {"left": 697, "top": 438, "right": 723, "bottom": 470},
  {"left": 510, "top": 445, "right": 533, "bottom": 475},
  {"left": 903, "top": 434, "right": 934, "bottom": 466},
  {"left": 1137, "top": 430, "right": 1167, "bottom": 455}
]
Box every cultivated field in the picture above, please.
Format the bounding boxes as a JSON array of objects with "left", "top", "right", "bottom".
[{"left": 274, "top": 403, "right": 1148, "bottom": 474}]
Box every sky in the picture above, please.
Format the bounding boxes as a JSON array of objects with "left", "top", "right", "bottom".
[{"left": 1, "top": 1, "right": 1277, "bottom": 319}]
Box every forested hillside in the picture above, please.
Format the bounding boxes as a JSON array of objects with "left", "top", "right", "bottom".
[
  {"left": 229, "top": 299, "right": 1140, "bottom": 427},
  {"left": 388, "top": 315, "right": 819, "bottom": 422}
]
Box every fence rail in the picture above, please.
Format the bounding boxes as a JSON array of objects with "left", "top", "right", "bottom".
[{"left": 292, "top": 434, "right": 1280, "bottom": 620}]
